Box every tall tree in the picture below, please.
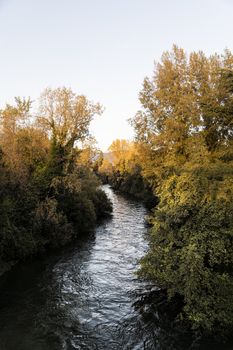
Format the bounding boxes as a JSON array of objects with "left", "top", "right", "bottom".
[
  {"left": 37, "top": 87, "right": 103, "bottom": 175},
  {"left": 132, "top": 46, "right": 233, "bottom": 333},
  {"left": 0, "top": 97, "right": 32, "bottom": 175},
  {"left": 132, "top": 46, "right": 233, "bottom": 179}
]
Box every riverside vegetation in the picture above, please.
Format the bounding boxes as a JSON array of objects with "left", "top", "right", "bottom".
[
  {"left": 99, "top": 139, "right": 157, "bottom": 208},
  {"left": 1, "top": 45, "right": 233, "bottom": 342},
  {"left": 0, "top": 88, "right": 112, "bottom": 274},
  {"left": 100, "top": 46, "right": 233, "bottom": 338}
]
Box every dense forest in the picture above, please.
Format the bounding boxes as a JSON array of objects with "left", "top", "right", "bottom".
[
  {"left": 100, "top": 46, "right": 233, "bottom": 336},
  {"left": 0, "top": 88, "right": 112, "bottom": 274}
]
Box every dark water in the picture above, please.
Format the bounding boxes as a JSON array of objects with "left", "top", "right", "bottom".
[{"left": 0, "top": 186, "right": 231, "bottom": 350}]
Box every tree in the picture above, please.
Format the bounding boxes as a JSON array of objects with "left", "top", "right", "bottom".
[
  {"left": 38, "top": 88, "right": 102, "bottom": 148},
  {"left": 77, "top": 136, "right": 103, "bottom": 172},
  {"left": 0, "top": 97, "right": 32, "bottom": 175},
  {"left": 37, "top": 87, "right": 103, "bottom": 176},
  {"left": 0, "top": 88, "right": 112, "bottom": 271},
  {"left": 132, "top": 46, "right": 233, "bottom": 178},
  {"left": 132, "top": 46, "right": 233, "bottom": 333},
  {"left": 108, "top": 139, "right": 136, "bottom": 174},
  {"left": 139, "top": 161, "right": 233, "bottom": 331}
]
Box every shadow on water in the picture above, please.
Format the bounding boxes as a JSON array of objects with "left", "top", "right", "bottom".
[
  {"left": 0, "top": 235, "right": 98, "bottom": 350},
  {"left": 132, "top": 286, "right": 233, "bottom": 350},
  {"left": 0, "top": 185, "right": 232, "bottom": 350}
]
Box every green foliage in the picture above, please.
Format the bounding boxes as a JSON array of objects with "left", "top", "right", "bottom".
[
  {"left": 108, "top": 165, "right": 156, "bottom": 208},
  {"left": 132, "top": 47, "right": 233, "bottom": 335},
  {"left": 34, "top": 197, "right": 73, "bottom": 248},
  {"left": 140, "top": 164, "right": 233, "bottom": 331},
  {"left": 99, "top": 140, "right": 156, "bottom": 207},
  {"left": 0, "top": 88, "right": 112, "bottom": 271},
  {"left": 92, "top": 189, "right": 113, "bottom": 218}
]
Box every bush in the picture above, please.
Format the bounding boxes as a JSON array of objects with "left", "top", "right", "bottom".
[
  {"left": 92, "top": 189, "right": 113, "bottom": 219},
  {"left": 34, "top": 198, "right": 73, "bottom": 248},
  {"left": 139, "top": 164, "right": 233, "bottom": 332}
]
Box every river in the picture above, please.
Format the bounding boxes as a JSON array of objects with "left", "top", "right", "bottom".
[{"left": 0, "top": 186, "right": 230, "bottom": 350}]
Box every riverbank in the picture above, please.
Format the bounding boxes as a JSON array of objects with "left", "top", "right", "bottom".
[
  {"left": 0, "top": 182, "right": 113, "bottom": 278},
  {"left": 98, "top": 172, "right": 157, "bottom": 209},
  {"left": 0, "top": 185, "right": 232, "bottom": 350},
  {"left": 0, "top": 185, "right": 151, "bottom": 349}
]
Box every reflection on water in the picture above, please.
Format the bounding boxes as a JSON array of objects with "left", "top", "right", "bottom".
[{"left": 0, "top": 186, "right": 231, "bottom": 349}]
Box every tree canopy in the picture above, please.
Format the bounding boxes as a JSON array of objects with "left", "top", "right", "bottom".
[
  {"left": 130, "top": 46, "right": 233, "bottom": 333},
  {"left": 0, "top": 88, "right": 112, "bottom": 274}
]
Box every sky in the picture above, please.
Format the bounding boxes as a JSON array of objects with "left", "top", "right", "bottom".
[{"left": 0, "top": 0, "right": 233, "bottom": 151}]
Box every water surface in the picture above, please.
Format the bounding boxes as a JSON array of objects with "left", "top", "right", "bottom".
[{"left": 0, "top": 186, "right": 231, "bottom": 350}]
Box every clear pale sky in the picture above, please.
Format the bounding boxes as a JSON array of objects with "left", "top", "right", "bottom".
[{"left": 0, "top": 0, "right": 233, "bottom": 150}]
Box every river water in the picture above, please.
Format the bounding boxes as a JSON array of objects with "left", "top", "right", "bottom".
[{"left": 0, "top": 186, "right": 230, "bottom": 350}]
